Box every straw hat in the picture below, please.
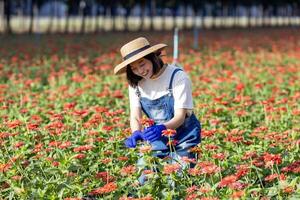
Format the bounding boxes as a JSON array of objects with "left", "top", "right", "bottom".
[{"left": 114, "top": 37, "right": 167, "bottom": 75}]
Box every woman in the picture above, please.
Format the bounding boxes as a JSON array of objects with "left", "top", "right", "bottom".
[{"left": 114, "top": 37, "right": 201, "bottom": 160}]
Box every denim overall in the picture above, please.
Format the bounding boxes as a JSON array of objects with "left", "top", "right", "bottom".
[
  {"left": 136, "top": 68, "right": 201, "bottom": 158},
  {"left": 136, "top": 68, "right": 201, "bottom": 185}
]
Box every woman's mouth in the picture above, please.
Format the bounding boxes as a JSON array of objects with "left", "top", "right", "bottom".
[{"left": 141, "top": 71, "right": 148, "bottom": 77}]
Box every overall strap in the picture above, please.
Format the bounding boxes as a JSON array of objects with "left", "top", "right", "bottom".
[
  {"left": 135, "top": 85, "right": 141, "bottom": 98},
  {"left": 168, "top": 68, "right": 183, "bottom": 92}
]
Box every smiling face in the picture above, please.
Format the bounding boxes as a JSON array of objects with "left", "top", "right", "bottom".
[{"left": 130, "top": 57, "right": 153, "bottom": 79}]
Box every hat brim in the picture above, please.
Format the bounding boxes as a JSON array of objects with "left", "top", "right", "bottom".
[{"left": 114, "top": 43, "right": 167, "bottom": 75}]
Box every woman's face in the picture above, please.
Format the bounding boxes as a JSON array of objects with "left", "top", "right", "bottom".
[{"left": 130, "top": 57, "right": 153, "bottom": 79}]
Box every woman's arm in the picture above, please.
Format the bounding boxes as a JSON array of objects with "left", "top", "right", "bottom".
[
  {"left": 163, "top": 108, "right": 187, "bottom": 130},
  {"left": 130, "top": 106, "right": 143, "bottom": 132},
  {"left": 163, "top": 70, "right": 193, "bottom": 130}
]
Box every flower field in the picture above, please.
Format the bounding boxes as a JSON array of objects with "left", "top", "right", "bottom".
[{"left": 0, "top": 28, "right": 299, "bottom": 199}]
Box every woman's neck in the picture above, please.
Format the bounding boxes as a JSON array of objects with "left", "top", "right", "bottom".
[{"left": 150, "top": 64, "right": 167, "bottom": 79}]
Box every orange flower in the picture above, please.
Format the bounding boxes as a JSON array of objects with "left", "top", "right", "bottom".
[
  {"left": 58, "top": 141, "right": 72, "bottom": 149},
  {"left": 199, "top": 185, "right": 211, "bottom": 193},
  {"left": 231, "top": 190, "right": 245, "bottom": 199},
  {"left": 120, "top": 165, "right": 136, "bottom": 176},
  {"left": 163, "top": 163, "right": 181, "bottom": 174},
  {"left": 89, "top": 182, "right": 117, "bottom": 195},
  {"left": 100, "top": 158, "right": 112, "bottom": 164},
  {"left": 73, "top": 145, "right": 93, "bottom": 152},
  {"left": 186, "top": 185, "right": 198, "bottom": 194},
  {"left": 189, "top": 146, "right": 202, "bottom": 154},
  {"left": 212, "top": 153, "right": 226, "bottom": 160},
  {"left": 263, "top": 152, "right": 282, "bottom": 167},
  {"left": 265, "top": 173, "right": 285, "bottom": 182},
  {"left": 283, "top": 186, "right": 294, "bottom": 194},
  {"left": 218, "top": 175, "right": 238, "bottom": 188},
  {"left": 188, "top": 168, "right": 201, "bottom": 176},
  {"left": 143, "top": 169, "right": 154, "bottom": 175},
  {"left": 181, "top": 156, "right": 196, "bottom": 164},
  {"left": 140, "top": 118, "right": 155, "bottom": 128},
  {"left": 235, "top": 164, "right": 250, "bottom": 178},
  {"left": 0, "top": 163, "right": 11, "bottom": 173},
  {"left": 162, "top": 129, "right": 177, "bottom": 137},
  {"left": 95, "top": 171, "right": 115, "bottom": 182},
  {"left": 139, "top": 145, "right": 152, "bottom": 153},
  {"left": 74, "top": 154, "right": 85, "bottom": 159}
]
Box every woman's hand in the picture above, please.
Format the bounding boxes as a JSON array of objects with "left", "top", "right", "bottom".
[
  {"left": 142, "top": 124, "right": 166, "bottom": 142},
  {"left": 124, "top": 130, "right": 143, "bottom": 148}
]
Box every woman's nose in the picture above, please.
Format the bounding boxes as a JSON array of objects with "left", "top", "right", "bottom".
[{"left": 138, "top": 66, "right": 144, "bottom": 74}]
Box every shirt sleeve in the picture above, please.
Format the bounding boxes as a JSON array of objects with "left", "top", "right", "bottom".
[
  {"left": 172, "top": 71, "right": 194, "bottom": 109},
  {"left": 129, "top": 85, "right": 141, "bottom": 109}
]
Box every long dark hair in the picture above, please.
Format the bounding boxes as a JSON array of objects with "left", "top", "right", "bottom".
[{"left": 126, "top": 52, "right": 164, "bottom": 88}]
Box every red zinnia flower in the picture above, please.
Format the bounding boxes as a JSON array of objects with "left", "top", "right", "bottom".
[
  {"left": 202, "top": 129, "right": 217, "bottom": 138},
  {"left": 73, "top": 145, "right": 93, "bottom": 152},
  {"left": 235, "top": 164, "right": 250, "bottom": 178},
  {"left": 265, "top": 173, "right": 286, "bottom": 182},
  {"left": 188, "top": 168, "right": 201, "bottom": 176},
  {"left": 186, "top": 185, "right": 198, "bottom": 194},
  {"left": 120, "top": 165, "right": 136, "bottom": 176},
  {"left": 212, "top": 152, "right": 226, "bottom": 160},
  {"left": 163, "top": 163, "right": 181, "bottom": 174},
  {"left": 199, "top": 185, "right": 211, "bottom": 193},
  {"left": 100, "top": 158, "right": 112, "bottom": 164},
  {"left": 59, "top": 141, "right": 72, "bottom": 149},
  {"left": 162, "top": 129, "right": 177, "bottom": 137},
  {"left": 281, "top": 160, "right": 300, "bottom": 174},
  {"left": 263, "top": 152, "right": 282, "bottom": 167},
  {"left": 181, "top": 156, "right": 196, "bottom": 164},
  {"left": 139, "top": 145, "right": 152, "bottom": 154},
  {"left": 14, "top": 141, "right": 24, "bottom": 149},
  {"left": 140, "top": 118, "right": 155, "bottom": 128},
  {"left": 89, "top": 182, "right": 117, "bottom": 195},
  {"left": 218, "top": 175, "right": 238, "bottom": 188},
  {"left": 74, "top": 154, "right": 85, "bottom": 159},
  {"left": 231, "top": 190, "right": 245, "bottom": 199},
  {"left": 95, "top": 171, "right": 115, "bottom": 182},
  {"left": 0, "top": 163, "right": 11, "bottom": 173},
  {"left": 185, "top": 193, "right": 199, "bottom": 200}
]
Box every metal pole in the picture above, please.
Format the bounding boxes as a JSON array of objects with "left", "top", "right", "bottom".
[
  {"left": 193, "top": 26, "right": 199, "bottom": 49},
  {"left": 173, "top": 27, "right": 179, "bottom": 64}
]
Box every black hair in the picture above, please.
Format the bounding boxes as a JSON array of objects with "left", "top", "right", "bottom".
[{"left": 126, "top": 52, "right": 164, "bottom": 88}]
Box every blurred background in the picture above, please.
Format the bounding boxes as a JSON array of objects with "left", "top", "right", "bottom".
[{"left": 1, "top": 0, "right": 300, "bottom": 34}]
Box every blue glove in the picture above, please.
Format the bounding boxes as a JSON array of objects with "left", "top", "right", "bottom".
[
  {"left": 124, "top": 130, "right": 143, "bottom": 148},
  {"left": 143, "top": 124, "right": 166, "bottom": 142}
]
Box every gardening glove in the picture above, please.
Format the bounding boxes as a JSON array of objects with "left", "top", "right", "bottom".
[
  {"left": 142, "top": 124, "right": 166, "bottom": 142},
  {"left": 124, "top": 130, "right": 143, "bottom": 148}
]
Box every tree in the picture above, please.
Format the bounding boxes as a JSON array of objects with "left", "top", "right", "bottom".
[
  {"left": 94, "top": 0, "right": 103, "bottom": 33},
  {"left": 120, "top": 0, "right": 135, "bottom": 31},
  {"left": 29, "top": 0, "right": 44, "bottom": 34},
  {"left": 165, "top": 0, "right": 180, "bottom": 30},
  {"left": 65, "top": 0, "right": 80, "bottom": 33},
  {"left": 138, "top": 0, "right": 147, "bottom": 31},
  {"left": 3, "top": 0, "right": 11, "bottom": 34},
  {"left": 149, "top": 0, "right": 156, "bottom": 30}
]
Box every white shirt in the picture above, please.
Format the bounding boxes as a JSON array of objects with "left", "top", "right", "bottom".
[{"left": 129, "top": 64, "right": 193, "bottom": 113}]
